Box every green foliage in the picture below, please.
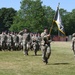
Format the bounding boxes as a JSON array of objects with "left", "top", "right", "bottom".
[
  {"left": 0, "top": 8, "right": 17, "bottom": 32},
  {"left": 10, "top": 0, "right": 75, "bottom": 35},
  {"left": 0, "top": 0, "right": 75, "bottom": 35},
  {"left": 9, "top": 15, "right": 25, "bottom": 32},
  {"left": 63, "top": 9, "right": 75, "bottom": 35},
  {"left": 10, "top": 0, "right": 54, "bottom": 33}
]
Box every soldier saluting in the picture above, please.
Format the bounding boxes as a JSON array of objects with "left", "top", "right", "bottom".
[
  {"left": 20, "top": 28, "right": 31, "bottom": 55},
  {"left": 41, "top": 27, "right": 51, "bottom": 64}
]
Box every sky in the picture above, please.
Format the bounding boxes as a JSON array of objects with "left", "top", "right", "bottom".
[{"left": 0, "top": 0, "right": 75, "bottom": 12}]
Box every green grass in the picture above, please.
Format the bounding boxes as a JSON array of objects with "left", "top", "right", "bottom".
[{"left": 0, "top": 42, "right": 75, "bottom": 75}]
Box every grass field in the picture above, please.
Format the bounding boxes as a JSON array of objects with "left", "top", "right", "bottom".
[{"left": 0, "top": 42, "right": 75, "bottom": 75}]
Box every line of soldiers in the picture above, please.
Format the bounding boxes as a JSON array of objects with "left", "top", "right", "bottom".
[
  {"left": 0, "top": 31, "right": 22, "bottom": 51},
  {"left": 0, "top": 28, "right": 51, "bottom": 64},
  {"left": 0, "top": 30, "right": 41, "bottom": 54}
]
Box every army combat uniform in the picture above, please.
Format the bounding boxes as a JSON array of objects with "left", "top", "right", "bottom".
[
  {"left": 0, "top": 32, "right": 7, "bottom": 51},
  {"left": 7, "top": 32, "right": 13, "bottom": 50},
  {"left": 20, "top": 29, "right": 31, "bottom": 55},
  {"left": 41, "top": 31, "right": 51, "bottom": 64},
  {"left": 13, "top": 33, "right": 19, "bottom": 50},
  {"left": 32, "top": 33, "right": 39, "bottom": 55},
  {"left": 17, "top": 33, "right": 23, "bottom": 50}
]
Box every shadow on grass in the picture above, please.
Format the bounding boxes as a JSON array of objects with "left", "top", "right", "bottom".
[
  {"left": 48, "top": 62, "right": 70, "bottom": 65},
  {"left": 30, "top": 54, "right": 42, "bottom": 56}
]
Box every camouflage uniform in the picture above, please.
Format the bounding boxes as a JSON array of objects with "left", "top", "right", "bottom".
[
  {"left": 72, "top": 33, "right": 75, "bottom": 55},
  {"left": 32, "top": 33, "right": 39, "bottom": 55},
  {"left": 18, "top": 33, "right": 23, "bottom": 50},
  {"left": 37, "top": 33, "right": 41, "bottom": 50},
  {"left": 41, "top": 29, "right": 51, "bottom": 64},
  {"left": 21, "top": 29, "right": 31, "bottom": 55},
  {"left": 0, "top": 32, "right": 7, "bottom": 51},
  {"left": 13, "top": 33, "right": 19, "bottom": 50},
  {"left": 6, "top": 32, "right": 13, "bottom": 50},
  {"left": 10, "top": 32, "right": 14, "bottom": 50}
]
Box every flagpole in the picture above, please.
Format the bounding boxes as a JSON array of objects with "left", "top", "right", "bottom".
[
  {"left": 50, "top": 21, "right": 54, "bottom": 34},
  {"left": 50, "top": 3, "right": 60, "bottom": 35},
  {"left": 58, "top": 3, "right": 60, "bottom": 8},
  {"left": 57, "top": 3, "right": 60, "bottom": 37}
]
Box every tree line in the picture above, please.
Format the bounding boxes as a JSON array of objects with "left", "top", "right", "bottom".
[{"left": 0, "top": 0, "right": 75, "bottom": 35}]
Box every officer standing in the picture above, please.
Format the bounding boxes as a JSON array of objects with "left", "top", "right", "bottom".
[
  {"left": 41, "top": 28, "right": 51, "bottom": 64},
  {"left": 72, "top": 33, "right": 75, "bottom": 56}
]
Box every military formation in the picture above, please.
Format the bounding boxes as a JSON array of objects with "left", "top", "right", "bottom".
[
  {"left": 0, "top": 28, "right": 52, "bottom": 64},
  {"left": 0, "top": 29, "right": 41, "bottom": 53},
  {"left": 0, "top": 27, "right": 75, "bottom": 64}
]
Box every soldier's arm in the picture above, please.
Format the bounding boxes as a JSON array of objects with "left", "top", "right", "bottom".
[
  {"left": 41, "top": 33, "right": 46, "bottom": 39},
  {"left": 41, "top": 33, "right": 50, "bottom": 40},
  {"left": 19, "top": 30, "right": 24, "bottom": 35}
]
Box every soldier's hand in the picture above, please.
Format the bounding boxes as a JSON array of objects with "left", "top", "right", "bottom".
[{"left": 47, "top": 34, "right": 50, "bottom": 37}]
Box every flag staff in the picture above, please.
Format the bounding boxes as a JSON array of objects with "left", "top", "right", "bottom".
[
  {"left": 58, "top": 3, "right": 60, "bottom": 8},
  {"left": 58, "top": 3, "right": 60, "bottom": 36},
  {"left": 50, "top": 3, "right": 60, "bottom": 35}
]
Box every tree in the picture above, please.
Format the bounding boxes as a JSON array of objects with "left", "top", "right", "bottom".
[
  {"left": 0, "top": 8, "right": 17, "bottom": 32},
  {"left": 43, "top": 6, "right": 55, "bottom": 32},
  {"left": 10, "top": 0, "right": 75, "bottom": 35},
  {"left": 59, "top": 8, "right": 69, "bottom": 35},
  {"left": 10, "top": 0, "right": 50, "bottom": 32},
  {"left": 65, "top": 9, "right": 75, "bottom": 35},
  {"left": 9, "top": 15, "right": 25, "bottom": 32}
]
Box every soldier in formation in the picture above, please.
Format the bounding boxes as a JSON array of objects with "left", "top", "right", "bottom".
[
  {"left": 31, "top": 33, "right": 40, "bottom": 55},
  {"left": 6, "top": 32, "right": 13, "bottom": 50},
  {"left": 19, "top": 29, "right": 31, "bottom": 55},
  {"left": 0, "top": 31, "right": 7, "bottom": 51}
]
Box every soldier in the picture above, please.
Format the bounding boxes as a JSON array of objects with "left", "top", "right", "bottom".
[
  {"left": 32, "top": 33, "right": 39, "bottom": 55},
  {"left": 72, "top": 33, "right": 75, "bottom": 56},
  {"left": 30, "top": 33, "right": 34, "bottom": 51},
  {"left": 6, "top": 32, "right": 13, "bottom": 51},
  {"left": 13, "top": 32, "right": 19, "bottom": 50},
  {"left": 41, "top": 28, "right": 51, "bottom": 64},
  {"left": 0, "top": 31, "right": 7, "bottom": 51},
  {"left": 37, "top": 33, "right": 41, "bottom": 50},
  {"left": 17, "top": 32, "right": 23, "bottom": 50},
  {"left": 20, "top": 29, "right": 31, "bottom": 55},
  {"left": 10, "top": 32, "right": 14, "bottom": 50}
]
